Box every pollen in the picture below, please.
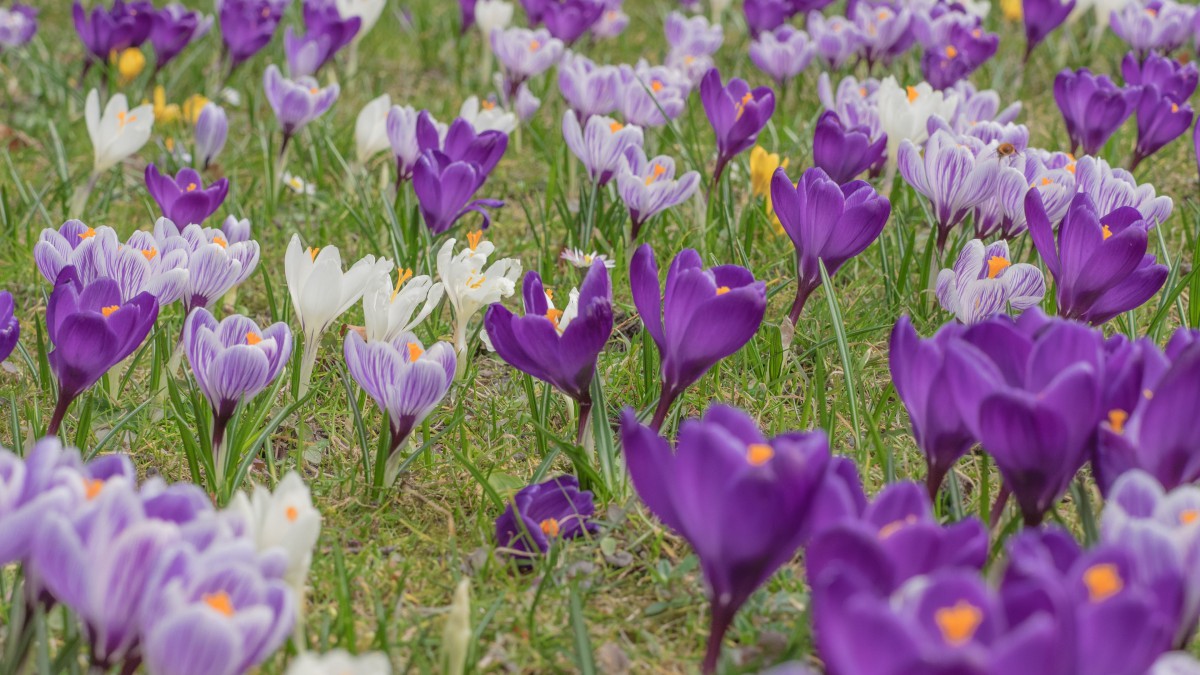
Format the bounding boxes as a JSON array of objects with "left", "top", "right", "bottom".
[
  {"left": 528, "top": 39, "right": 541, "bottom": 51},
  {"left": 610, "top": 121, "right": 624, "bottom": 133},
  {"left": 79, "top": 227, "right": 96, "bottom": 239},
  {"left": 1101, "top": 224, "right": 1112, "bottom": 240},
  {"left": 935, "top": 601, "right": 983, "bottom": 646},
  {"left": 1107, "top": 409, "right": 1128, "bottom": 434},
  {"left": 716, "top": 286, "right": 730, "bottom": 295},
  {"left": 746, "top": 443, "right": 774, "bottom": 466},
  {"left": 859, "top": 87, "right": 867, "bottom": 97},
  {"left": 101, "top": 305, "right": 120, "bottom": 317},
  {"left": 651, "top": 80, "right": 664, "bottom": 92},
  {"left": 545, "top": 307, "right": 564, "bottom": 326},
  {"left": 986, "top": 256, "right": 1011, "bottom": 279},
  {"left": 286, "top": 505, "right": 299, "bottom": 522},
  {"left": 906, "top": 86, "right": 919, "bottom": 103},
  {"left": 945, "top": 45, "right": 958, "bottom": 58},
  {"left": 186, "top": 183, "right": 197, "bottom": 192},
  {"left": 203, "top": 591, "right": 236, "bottom": 617},
  {"left": 406, "top": 342, "right": 424, "bottom": 361},
  {"left": 213, "top": 235, "right": 228, "bottom": 249},
  {"left": 142, "top": 248, "right": 157, "bottom": 260},
  {"left": 878, "top": 514, "right": 919, "bottom": 539},
  {"left": 1181, "top": 510, "right": 1199, "bottom": 525},
  {"left": 467, "top": 230, "right": 484, "bottom": 251},
  {"left": 540, "top": 518, "right": 560, "bottom": 537},
  {"left": 246, "top": 332, "right": 262, "bottom": 345},
  {"left": 1172, "top": 103, "right": 1180, "bottom": 113},
  {"left": 308, "top": 246, "right": 320, "bottom": 261},
  {"left": 84, "top": 478, "right": 104, "bottom": 500},
  {"left": 481, "top": 99, "right": 495, "bottom": 110},
  {"left": 1083, "top": 563, "right": 1123, "bottom": 602},
  {"left": 309, "top": 87, "right": 319, "bottom": 95},
  {"left": 876, "top": 9, "right": 889, "bottom": 19},
  {"left": 392, "top": 268, "right": 414, "bottom": 300},
  {"left": 1065, "top": 162, "right": 1076, "bottom": 174},
  {"left": 1041, "top": 177, "right": 1052, "bottom": 186},
  {"left": 644, "top": 164, "right": 667, "bottom": 185}
]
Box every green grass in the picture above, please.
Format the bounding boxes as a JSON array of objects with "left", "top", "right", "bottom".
[{"left": 1, "top": 1, "right": 1198, "bottom": 672}]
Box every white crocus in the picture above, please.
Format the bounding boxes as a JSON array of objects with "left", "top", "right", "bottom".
[
  {"left": 875, "top": 77, "right": 958, "bottom": 165},
  {"left": 459, "top": 95, "right": 518, "bottom": 134},
  {"left": 282, "top": 172, "right": 316, "bottom": 195},
  {"left": 335, "top": 0, "right": 387, "bottom": 40},
  {"left": 286, "top": 650, "right": 391, "bottom": 675},
  {"left": 355, "top": 94, "right": 392, "bottom": 165},
  {"left": 436, "top": 233, "right": 520, "bottom": 376},
  {"left": 285, "top": 234, "right": 393, "bottom": 394},
  {"left": 475, "top": 0, "right": 514, "bottom": 35},
  {"left": 85, "top": 89, "right": 154, "bottom": 175},
  {"left": 226, "top": 472, "right": 322, "bottom": 607},
  {"left": 362, "top": 268, "right": 445, "bottom": 343}
]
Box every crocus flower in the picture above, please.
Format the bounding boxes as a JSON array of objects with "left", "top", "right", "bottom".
[
  {"left": 218, "top": 0, "right": 288, "bottom": 71},
  {"left": 494, "top": 475, "right": 597, "bottom": 563},
  {"left": 150, "top": 4, "right": 212, "bottom": 72},
  {"left": 417, "top": 114, "right": 508, "bottom": 178},
  {"left": 283, "top": 0, "right": 360, "bottom": 78},
  {"left": 1130, "top": 85, "right": 1194, "bottom": 171},
  {"left": 700, "top": 68, "right": 775, "bottom": 190},
  {"left": 144, "top": 165, "right": 228, "bottom": 227},
  {"left": 1111, "top": 0, "right": 1195, "bottom": 58},
  {"left": 770, "top": 166, "right": 892, "bottom": 323},
  {"left": 749, "top": 25, "right": 816, "bottom": 89},
  {"left": 73, "top": 0, "right": 153, "bottom": 63},
  {"left": 184, "top": 308, "right": 292, "bottom": 482},
  {"left": 620, "top": 404, "right": 845, "bottom": 675},
  {"left": 1074, "top": 154, "right": 1173, "bottom": 227},
  {"left": 474, "top": 0, "right": 513, "bottom": 35},
  {"left": 630, "top": 245, "right": 766, "bottom": 430},
  {"left": 45, "top": 268, "right": 158, "bottom": 435},
  {"left": 812, "top": 111, "right": 887, "bottom": 185},
  {"left": 808, "top": 11, "right": 863, "bottom": 69},
  {"left": 34, "top": 220, "right": 108, "bottom": 288},
  {"left": 743, "top": 0, "right": 792, "bottom": 38},
  {"left": 226, "top": 471, "right": 322, "bottom": 603},
  {"left": 664, "top": 11, "right": 723, "bottom": 58},
  {"left": 354, "top": 94, "right": 392, "bottom": 165},
  {"left": 558, "top": 51, "right": 621, "bottom": 120},
  {"left": 158, "top": 221, "right": 260, "bottom": 314},
  {"left": 361, "top": 269, "right": 444, "bottom": 344},
  {"left": 262, "top": 64, "right": 340, "bottom": 149},
  {"left": 437, "top": 234, "right": 521, "bottom": 370},
  {"left": 344, "top": 331, "right": 455, "bottom": 485},
  {"left": 335, "top": 0, "right": 386, "bottom": 41},
  {"left": 875, "top": 77, "right": 958, "bottom": 168},
  {"left": 386, "top": 105, "right": 427, "bottom": 183},
  {"left": 285, "top": 234, "right": 392, "bottom": 395},
  {"left": 0, "top": 4, "right": 37, "bottom": 50},
  {"left": 920, "top": 21, "right": 999, "bottom": 90},
  {"left": 412, "top": 151, "right": 505, "bottom": 235},
  {"left": 616, "top": 148, "right": 701, "bottom": 240},
  {"left": 0, "top": 291, "right": 18, "bottom": 364},
  {"left": 541, "top": 0, "right": 604, "bottom": 44},
  {"left": 1022, "top": 0, "right": 1075, "bottom": 61},
  {"left": 591, "top": 2, "right": 627, "bottom": 38},
  {"left": 0, "top": 439, "right": 102, "bottom": 569},
  {"left": 221, "top": 216, "right": 252, "bottom": 244},
  {"left": 851, "top": 1, "right": 915, "bottom": 69},
  {"left": 561, "top": 248, "right": 614, "bottom": 269},
  {"left": 1122, "top": 51, "right": 1199, "bottom": 102},
  {"left": 458, "top": 96, "right": 517, "bottom": 134},
  {"left": 194, "top": 102, "right": 228, "bottom": 171},
  {"left": 85, "top": 89, "right": 154, "bottom": 176},
  {"left": 936, "top": 240, "right": 1045, "bottom": 325},
  {"left": 491, "top": 27, "right": 564, "bottom": 102},
  {"left": 1026, "top": 191, "right": 1167, "bottom": 325},
  {"left": 898, "top": 129, "right": 998, "bottom": 252},
  {"left": 617, "top": 62, "right": 688, "bottom": 128},
  {"left": 562, "top": 111, "right": 644, "bottom": 186},
  {"left": 286, "top": 650, "right": 392, "bottom": 675},
  {"left": 485, "top": 262, "right": 613, "bottom": 439},
  {"left": 1054, "top": 68, "right": 1138, "bottom": 156}
]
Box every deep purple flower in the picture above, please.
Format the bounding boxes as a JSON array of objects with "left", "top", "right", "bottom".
[
  {"left": 630, "top": 245, "right": 766, "bottom": 431},
  {"left": 0, "top": 4, "right": 37, "bottom": 50},
  {"left": 898, "top": 129, "right": 999, "bottom": 252},
  {"left": 194, "top": 103, "right": 227, "bottom": 171},
  {"left": 73, "top": 0, "right": 154, "bottom": 63},
  {"left": 484, "top": 262, "right": 613, "bottom": 440},
  {"left": 412, "top": 150, "right": 504, "bottom": 235},
  {"left": 494, "top": 475, "right": 597, "bottom": 563},
  {"left": 743, "top": 0, "right": 792, "bottom": 39},
  {"left": 541, "top": 0, "right": 604, "bottom": 45},
  {"left": 748, "top": 25, "right": 816, "bottom": 89},
  {"left": 851, "top": 1, "right": 914, "bottom": 69},
  {"left": 218, "top": 0, "right": 289, "bottom": 70},
  {"left": 521, "top": 0, "right": 550, "bottom": 25},
  {"left": 459, "top": 0, "right": 476, "bottom": 33},
  {"left": 1054, "top": 68, "right": 1139, "bottom": 156},
  {"left": 562, "top": 111, "right": 644, "bottom": 186},
  {"left": 144, "top": 165, "right": 228, "bottom": 228},
  {"left": 920, "top": 23, "right": 999, "bottom": 91},
  {"left": 1026, "top": 191, "right": 1167, "bottom": 326},
  {"left": 0, "top": 291, "right": 17, "bottom": 364},
  {"left": 417, "top": 114, "right": 508, "bottom": 180},
  {"left": 45, "top": 268, "right": 158, "bottom": 435},
  {"left": 262, "top": 64, "right": 340, "bottom": 146},
  {"left": 283, "top": 0, "right": 361, "bottom": 78},
  {"left": 616, "top": 148, "right": 701, "bottom": 239},
  {"left": 1022, "top": 0, "right": 1075, "bottom": 61},
  {"left": 558, "top": 51, "right": 621, "bottom": 120},
  {"left": 1130, "top": 85, "right": 1194, "bottom": 171},
  {"left": 620, "top": 404, "right": 850, "bottom": 675},
  {"left": 1122, "top": 52, "right": 1199, "bottom": 102},
  {"left": 812, "top": 111, "right": 887, "bottom": 186},
  {"left": 700, "top": 68, "right": 775, "bottom": 190},
  {"left": 150, "top": 4, "right": 211, "bottom": 72},
  {"left": 770, "top": 166, "right": 891, "bottom": 323}
]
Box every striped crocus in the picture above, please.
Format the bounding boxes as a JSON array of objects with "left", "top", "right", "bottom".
[
  {"left": 898, "top": 129, "right": 998, "bottom": 252},
  {"left": 156, "top": 221, "right": 260, "bottom": 315},
  {"left": 748, "top": 25, "right": 816, "bottom": 89},
  {"left": 194, "top": 102, "right": 228, "bottom": 171},
  {"left": 936, "top": 239, "right": 1045, "bottom": 325},
  {"left": 558, "top": 51, "right": 621, "bottom": 120},
  {"left": 491, "top": 27, "right": 564, "bottom": 102},
  {"left": 617, "top": 62, "right": 688, "bottom": 128},
  {"left": 700, "top": 68, "right": 775, "bottom": 190},
  {"left": 562, "top": 111, "right": 643, "bottom": 186},
  {"left": 616, "top": 148, "right": 701, "bottom": 240},
  {"left": 1111, "top": 0, "right": 1195, "bottom": 58},
  {"left": 262, "top": 64, "right": 340, "bottom": 150},
  {"left": 0, "top": 4, "right": 37, "bottom": 50},
  {"left": 0, "top": 291, "right": 17, "bottom": 364},
  {"left": 144, "top": 164, "right": 228, "bottom": 227},
  {"left": 1073, "top": 155, "right": 1173, "bottom": 228},
  {"left": 283, "top": 0, "right": 360, "bottom": 77},
  {"left": 344, "top": 332, "right": 456, "bottom": 487}
]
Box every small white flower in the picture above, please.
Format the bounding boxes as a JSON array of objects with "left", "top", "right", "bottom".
[
  {"left": 475, "top": 0, "right": 514, "bottom": 35},
  {"left": 355, "top": 94, "right": 392, "bottom": 165},
  {"left": 560, "top": 248, "right": 615, "bottom": 269},
  {"left": 85, "top": 89, "right": 155, "bottom": 174},
  {"left": 335, "top": 0, "right": 387, "bottom": 39},
  {"left": 225, "top": 472, "right": 322, "bottom": 602},
  {"left": 876, "top": 77, "right": 959, "bottom": 164},
  {"left": 285, "top": 233, "right": 393, "bottom": 355},
  {"left": 219, "top": 87, "right": 242, "bottom": 106},
  {"left": 282, "top": 172, "right": 316, "bottom": 195},
  {"left": 436, "top": 232, "right": 520, "bottom": 364},
  {"left": 459, "top": 95, "right": 518, "bottom": 135},
  {"left": 362, "top": 268, "right": 445, "bottom": 343}
]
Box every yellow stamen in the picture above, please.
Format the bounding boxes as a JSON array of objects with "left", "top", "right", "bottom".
[
  {"left": 79, "top": 227, "right": 96, "bottom": 240},
  {"left": 469, "top": 276, "right": 486, "bottom": 289},
  {"left": 1172, "top": 103, "right": 1180, "bottom": 113},
  {"left": 859, "top": 86, "right": 867, "bottom": 97},
  {"left": 285, "top": 505, "right": 299, "bottom": 522},
  {"left": 878, "top": 515, "right": 918, "bottom": 539},
  {"left": 1066, "top": 162, "right": 1077, "bottom": 174},
  {"left": 545, "top": 307, "right": 564, "bottom": 326},
  {"left": 1107, "top": 409, "right": 1128, "bottom": 434},
  {"left": 528, "top": 39, "right": 541, "bottom": 51},
  {"left": 481, "top": 99, "right": 495, "bottom": 110},
  {"left": 644, "top": 164, "right": 667, "bottom": 185},
  {"left": 246, "top": 332, "right": 262, "bottom": 346},
  {"left": 935, "top": 601, "right": 983, "bottom": 646},
  {"left": 876, "top": 9, "right": 889, "bottom": 19},
  {"left": 186, "top": 183, "right": 197, "bottom": 192},
  {"left": 467, "top": 230, "right": 484, "bottom": 251},
  {"left": 407, "top": 342, "right": 424, "bottom": 361},
  {"left": 1041, "top": 177, "right": 1052, "bottom": 186},
  {"left": 945, "top": 45, "right": 958, "bottom": 58},
  {"left": 308, "top": 246, "right": 319, "bottom": 261},
  {"left": 1181, "top": 510, "right": 1199, "bottom": 525},
  {"left": 142, "top": 248, "right": 157, "bottom": 260},
  {"left": 651, "top": 80, "right": 664, "bottom": 92},
  {"left": 906, "top": 86, "right": 919, "bottom": 103},
  {"left": 391, "top": 269, "right": 414, "bottom": 300},
  {"left": 213, "top": 235, "right": 228, "bottom": 249},
  {"left": 203, "top": 591, "right": 236, "bottom": 617},
  {"left": 716, "top": 286, "right": 730, "bottom": 295},
  {"left": 101, "top": 305, "right": 120, "bottom": 317},
  {"left": 746, "top": 443, "right": 774, "bottom": 466},
  {"left": 987, "top": 256, "right": 1011, "bottom": 279},
  {"left": 610, "top": 121, "right": 624, "bottom": 133},
  {"left": 540, "top": 518, "right": 560, "bottom": 537},
  {"left": 1101, "top": 224, "right": 1112, "bottom": 240},
  {"left": 1083, "top": 563, "right": 1123, "bottom": 602},
  {"left": 545, "top": 289, "right": 555, "bottom": 301},
  {"left": 309, "top": 87, "right": 318, "bottom": 95},
  {"left": 84, "top": 479, "right": 104, "bottom": 500},
  {"left": 1144, "top": 389, "right": 1154, "bottom": 400}
]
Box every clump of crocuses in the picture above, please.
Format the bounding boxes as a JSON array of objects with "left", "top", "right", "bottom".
[{"left": 1054, "top": 68, "right": 1138, "bottom": 157}]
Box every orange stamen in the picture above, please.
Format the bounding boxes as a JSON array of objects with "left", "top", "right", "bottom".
[
  {"left": 746, "top": 443, "right": 774, "bottom": 466},
  {"left": 406, "top": 342, "right": 424, "bottom": 361},
  {"left": 467, "top": 230, "right": 484, "bottom": 251},
  {"left": 101, "top": 305, "right": 120, "bottom": 317},
  {"left": 246, "top": 332, "right": 262, "bottom": 345},
  {"left": 540, "top": 518, "right": 560, "bottom": 537},
  {"left": 935, "top": 601, "right": 983, "bottom": 646},
  {"left": 203, "top": 591, "right": 236, "bottom": 617},
  {"left": 987, "top": 256, "right": 1011, "bottom": 279},
  {"left": 1083, "top": 563, "right": 1123, "bottom": 602}
]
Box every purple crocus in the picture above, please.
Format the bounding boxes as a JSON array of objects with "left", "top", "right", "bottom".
[
  {"left": 418, "top": 114, "right": 508, "bottom": 180},
  {"left": 621, "top": 404, "right": 851, "bottom": 675},
  {"left": 557, "top": 51, "right": 621, "bottom": 120},
  {"left": 1026, "top": 191, "right": 1167, "bottom": 326},
  {"left": 935, "top": 239, "right": 1046, "bottom": 325},
  {"left": 748, "top": 25, "right": 816, "bottom": 89},
  {"left": 262, "top": 64, "right": 340, "bottom": 150},
  {"left": 1022, "top": 0, "right": 1075, "bottom": 61},
  {"left": 812, "top": 111, "right": 886, "bottom": 185},
  {"left": 194, "top": 102, "right": 228, "bottom": 171},
  {"left": 154, "top": 221, "right": 260, "bottom": 315},
  {"left": 484, "top": 262, "right": 613, "bottom": 442},
  {"left": 630, "top": 245, "right": 766, "bottom": 431},
  {"left": 1130, "top": 85, "right": 1194, "bottom": 171},
  {"left": 898, "top": 129, "right": 998, "bottom": 252},
  {"left": 617, "top": 62, "right": 688, "bottom": 128},
  {"left": 0, "top": 4, "right": 37, "bottom": 51},
  {"left": 491, "top": 27, "right": 564, "bottom": 103},
  {"left": 386, "top": 105, "right": 427, "bottom": 184},
  {"left": 459, "top": 0, "right": 476, "bottom": 33},
  {"left": 770, "top": 166, "right": 891, "bottom": 323},
  {"left": 494, "top": 475, "right": 597, "bottom": 564},
  {"left": 184, "top": 308, "right": 292, "bottom": 481},
  {"left": 562, "top": 111, "right": 644, "bottom": 186},
  {"left": 1122, "top": 51, "right": 1199, "bottom": 102},
  {"left": 45, "top": 268, "right": 158, "bottom": 436},
  {"left": 808, "top": 11, "right": 863, "bottom": 69},
  {"left": 283, "top": 0, "right": 361, "bottom": 78},
  {"left": 150, "top": 4, "right": 212, "bottom": 72},
  {"left": 541, "top": 0, "right": 604, "bottom": 45},
  {"left": 73, "top": 0, "right": 153, "bottom": 63},
  {"left": 851, "top": 1, "right": 914, "bottom": 70},
  {"left": 0, "top": 291, "right": 17, "bottom": 364},
  {"left": 412, "top": 150, "right": 504, "bottom": 235},
  {"left": 1074, "top": 155, "right": 1173, "bottom": 227},
  {"left": 1111, "top": 0, "right": 1196, "bottom": 59},
  {"left": 664, "top": 11, "right": 723, "bottom": 60},
  {"left": 699, "top": 68, "right": 775, "bottom": 191},
  {"left": 616, "top": 148, "right": 701, "bottom": 240},
  {"left": 144, "top": 164, "right": 229, "bottom": 227},
  {"left": 343, "top": 332, "right": 456, "bottom": 487},
  {"left": 743, "top": 0, "right": 792, "bottom": 38},
  {"left": 218, "top": 0, "right": 289, "bottom": 71},
  {"left": 919, "top": 22, "right": 998, "bottom": 91},
  {"left": 1054, "top": 68, "right": 1138, "bottom": 156},
  {"left": 0, "top": 439, "right": 97, "bottom": 567}
]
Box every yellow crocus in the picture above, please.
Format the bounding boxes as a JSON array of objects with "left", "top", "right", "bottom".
[
  {"left": 1000, "top": 0, "right": 1022, "bottom": 21},
  {"left": 112, "top": 48, "right": 145, "bottom": 86},
  {"left": 151, "top": 86, "right": 181, "bottom": 124},
  {"left": 749, "top": 145, "right": 788, "bottom": 199},
  {"left": 182, "top": 94, "right": 210, "bottom": 125}
]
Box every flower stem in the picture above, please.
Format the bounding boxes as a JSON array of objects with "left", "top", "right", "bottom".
[
  {"left": 925, "top": 461, "right": 948, "bottom": 502},
  {"left": 576, "top": 399, "right": 592, "bottom": 448},
  {"left": 211, "top": 413, "right": 230, "bottom": 496},
  {"left": 46, "top": 393, "right": 73, "bottom": 437},
  {"left": 788, "top": 282, "right": 815, "bottom": 325},
  {"left": 649, "top": 388, "right": 677, "bottom": 433},
  {"left": 988, "top": 483, "right": 1011, "bottom": 529},
  {"left": 702, "top": 599, "right": 736, "bottom": 675},
  {"left": 707, "top": 156, "right": 729, "bottom": 204},
  {"left": 68, "top": 172, "right": 99, "bottom": 217}
]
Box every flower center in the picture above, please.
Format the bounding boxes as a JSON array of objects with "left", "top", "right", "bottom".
[
  {"left": 1083, "top": 563, "right": 1123, "bottom": 602},
  {"left": 286, "top": 505, "right": 299, "bottom": 522},
  {"left": 246, "top": 332, "right": 262, "bottom": 345},
  {"left": 528, "top": 39, "right": 540, "bottom": 51},
  {"left": 545, "top": 307, "right": 564, "bottom": 327},
  {"left": 213, "top": 235, "right": 228, "bottom": 249},
  {"left": 79, "top": 227, "right": 96, "bottom": 240},
  {"left": 935, "top": 601, "right": 983, "bottom": 646},
  {"left": 651, "top": 80, "right": 663, "bottom": 92},
  {"left": 392, "top": 268, "right": 414, "bottom": 300},
  {"left": 1041, "top": 176, "right": 1052, "bottom": 186},
  {"left": 540, "top": 518, "right": 560, "bottom": 537},
  {"left": 986, "top": 256, "right": 1010, "bottom": 279},
  {"left": 308, "top": 246, "right": 319, "bottom": 261},
  {"left": 203, "top": 591, "right": 236, "bottom": 617},
  {"left": 610, "top": 121, "right": 624, "bottom": 133},
  {"left": 101, "top": 305, "right": 120, "bottom": 317},
  {"left": 1106, "top": 409, "right": 1128, "bottom": 434},
  {"left": 186, "top": 183, "right": 197, "bottom": 192},
  {"left": 481, "top": 99, "right": 495, "bottom": 110},
  {"left": 308, "top": 87, "right": 318, "bottom": 95},
  {"left": 746, "top": 443, "right": 774, "bottom": 466},
  {"left": 467, "top": 230, "right": 484, "bottom": 251},
  {"left": 878, "top": 514, "right": 919, "bottom": 539},
  {"left": 1101, "top": 224, "right": 1112, "bottom": 240},
  {"left": 1181, "top": 510, "right": 1199, "bottom": 525},
  {"left": 945, "top": 45, "right": 958, "bottom": 58},
  {"left": 84, "top": 478, "right": 104, "bottom": 500},
  {"left": 644, "top": 164, "right": 667, "bottom": 186},
  {"left": 406, "top": 342, "right": 424, "bottom": 361},
  {"left": 906, "top": 86, "right": 919, "bottom": 103},
  {"left": 715, "top": 286, "right": 730, "bottom": 295}
]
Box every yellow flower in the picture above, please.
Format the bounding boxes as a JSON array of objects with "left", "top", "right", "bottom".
[
  {"left": 111, "top": 48, "right": 145, "bottom": 86},
  {"left": 151, "top": 86, "right": 181, "bottom": 124},
  {"left": 1000, "top": 0, "right": 1022, "bottom": 21},
  {"left": 182, "top": 94, "right": 210, "bottom": 125},
  {"left": 749, "top": 146, "right": 788, "bottom": 199}
]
